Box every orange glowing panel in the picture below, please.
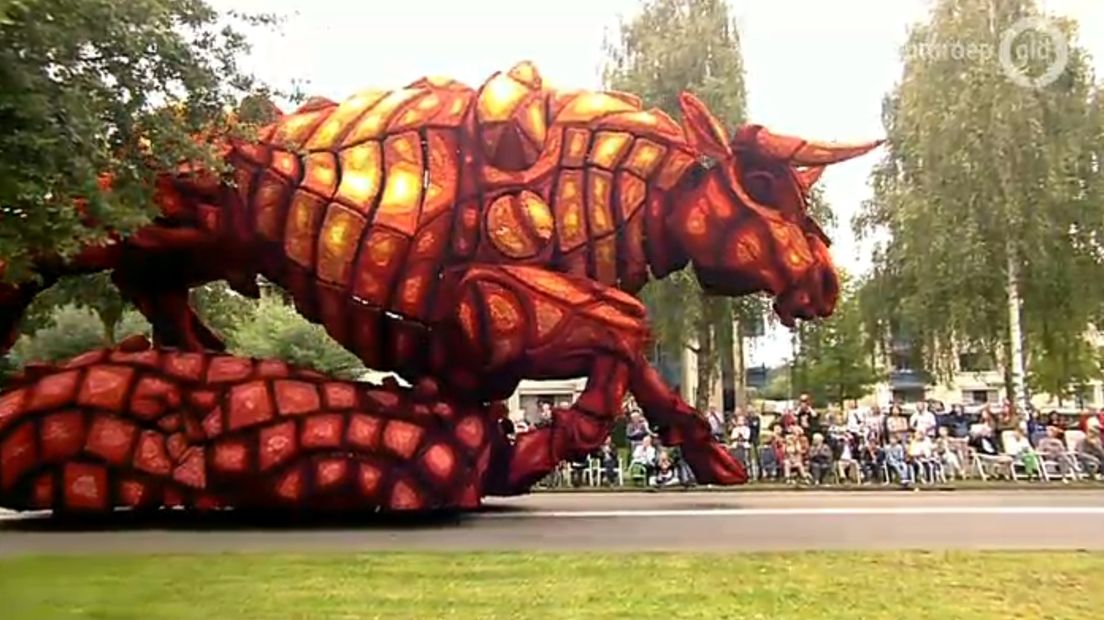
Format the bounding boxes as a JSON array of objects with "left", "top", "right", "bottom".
[
  {"left": 395, "top": 267, "right": 431, "bottom": 318},
  {"left": 341, "top": 88, "right": 423, "bottom": 146},
  {"left": 302, "top": 152, "right": 339, "bottom": 198},
  {"left": 554, "top": 171, "right": 586, "bottom": 253},
  {"left": 375, "top": 131, "right": 424, "bottom": 237},
  {"left": 304, "top": 89, "right": 387, "bottom": 151},
  {"left": 517, "top": 96, "right": 547, "bottom": 148},
  {"left": 487, "top": 194, "right": 536, "bottom": 259},
  {"left": 587, "top": 169, "right": 614, "bottom": 236},
  {"left": 77, "top": 365, "right": 134, "bottom": 411},
  {"left": 421, "top": 443, "right": 456, "bottom": 482},
  {"left": 512, "top": 266, "right": 590, "bottom": 305},
  {"left": 557, "top": 93, "right": 637, "bottom": 123},
  {"left": 259, "top": 420, "right": 297, "bottom": 471},
  {"left": 622, "top": 139, "right": 667, "bottom": 179},
  {"left": 383, "top": 420, "right": 423, "bottom": 459},
  {"left": 250, "top": 173, "right": 290, "bottom": 241},
  {"left": 270, "top": 150, "right": 301, "bottom": 182},
  {"left": 335, "top": 141, "right": 382, "bottom": 213},
  {"left": 477, "top": 72, "right": 530, "bottom": 123},
  {"left": 507, "top": 61, "right": 542, "bottom": 88},
  {"left": 390, "top": 91, "right": 444, "bottom": 132},
  {"left": 655, "top": 149, "right": 698, "bottom": 190},
  {"left": 410, "top": 210, "right": 452, "bottom": 261},
  {"left": 588, "top": 132, "right": 633, "bottom": 169},
  {"left": 617, "top": 172, "right": 647, "bottom": 221},
  {"left": 519, "top": 191, "right": 554, "bottom": 242},
  {"left": 271, "top": 109, "right": 327, "bottom": 147},
  {"left": 316, "top": 203, "right": 367, "bottom": 286},
  {"left": 352, "top": 228, "right": 408, "bottom": 305},
  {"left": 593, "top": 236, "right": 618, "bottom": 284},
  {"left": 532, "top": 297, "right": 565, "bottom": 340},
  {"left": 283, "top": 190, "right": 327, "bottom": 268},
  {"left": 483, "top": 286, "right": 521, "bottom": 332},
  {"left": 561, "top": 128, "right": 590, "bottom": 167},
  {"left": 422, "top": 130, "right": 459, "bottom": 221},
  {"left": 620, "top": 213, "right": 648, "bottom": 289},
  {"left": 429, "top": 90, "right": 474, "bottom": 127},
  {"left": 598, "top": 110, "right": 684, "bottom": 143}
]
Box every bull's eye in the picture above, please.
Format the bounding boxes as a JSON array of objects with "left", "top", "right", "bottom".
[{"left": 744, "top": 171, "right": 775, "bottom": 205}]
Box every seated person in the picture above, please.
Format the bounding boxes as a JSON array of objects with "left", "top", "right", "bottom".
[
  {"left": 1004, "top": 427, "right": 1040, "bottom": 478},
  {"left": 859, "top": 438, "right": 886, "bottom": 483},
  {"left": 934, "top": 426, "right": 964, "bottom": 479},
  {"left": 651, "top": 450, "right": 682, "bottom": 487},
  {"left": 884, "top": 435, "right": 912, "bottom": 484},
  {"left": 906, "top": 430, "right": 938, "bottom": 482},
  {"left": 808, "top": 433, "right": 834, "bottom": 485},
  {"left": 1075, "top": 430, "right": 1104, "bottom": 478},
  {"left": 595, "top": 436, "right": 620, "bottom": 485},
  {"left": 835, "top": 433, "right": 861, "bottom": 484},
  {"left": 782, "top": 433, "right": 808, "bottom": 483},
  {"left": 631, "top": 435, "right": 658, "bottom": 479},
  {"left": 758, "top": 431, "right": 781, "bottom": 481},
  {"left": 968, "top": 426, "right": 1015, "bottom": 478},
  {"left": 1035, "top": 426, "right": 1073, "bottom": 481}
]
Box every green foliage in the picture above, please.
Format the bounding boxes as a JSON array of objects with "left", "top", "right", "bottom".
[
  {"left": 853, "top": 0, "right": 1104, "bottom": 395},
  {"left": 793, "top": 272, "right": 882, "bottom": 407},
  {"left": 0, "top": 0, "right": 286, "bottom": 281},
  {"left": 189, "top": 280, "right": 256, "bottom": 348},
  {"left": 21, "top": 273, "right": 127, "bottom": 341},
  {"left": 229, "top": 292, "right": 365, "bottom": 379},
  {"left": 10, "top": 304, "right": 149, "bottom": 364}
]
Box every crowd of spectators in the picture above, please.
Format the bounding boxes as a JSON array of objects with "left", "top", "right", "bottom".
[
  {"left": 511, "top": 395, "right": 1104, "bottom": 488},
  {"left": 723, "top": 395, "right": 1104, "bottom": 486}
]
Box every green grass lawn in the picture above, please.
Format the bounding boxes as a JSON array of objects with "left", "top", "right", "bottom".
[{"left": 2, "top": 551, "right": 1102, "bottom": 619}]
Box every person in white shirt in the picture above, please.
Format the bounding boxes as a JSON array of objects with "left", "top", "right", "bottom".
[
  {"left": 910, "top": 402, "right": 937, "bottom": 438},
  {"left": 631, "top": 435, "right": 658, "bottom": 478},
  {"left": 846, "top": 406, "right": 864, "bottom": 435},
  {"left": 907, "top": 430, "right": 937, "bottom": 482}
]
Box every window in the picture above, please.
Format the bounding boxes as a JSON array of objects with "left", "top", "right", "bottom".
[
  {"left": 958, "top": 352, "right": 995, "bottom": 373},
  {"left": 961, "top": 389, "right": 997, "bottom": 405}
]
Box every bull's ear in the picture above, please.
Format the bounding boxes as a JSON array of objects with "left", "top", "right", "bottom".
[{"left": 678, "top": 92, "right": 731, "bottom": 161}]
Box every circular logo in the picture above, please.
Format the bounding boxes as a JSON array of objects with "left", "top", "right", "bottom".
[{"left": 999, "top": 16, "right": 1069, "bottom": 89}]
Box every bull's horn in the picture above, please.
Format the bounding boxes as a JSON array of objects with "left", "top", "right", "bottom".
[{"left": 752, "top": 127, "right": 884, "bottom": 165}]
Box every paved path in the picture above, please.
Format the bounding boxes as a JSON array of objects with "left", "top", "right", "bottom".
[{"left": 2, "top": 490, "right": 1103, "bottom": 557}]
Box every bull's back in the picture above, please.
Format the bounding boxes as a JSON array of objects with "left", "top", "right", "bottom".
[{"left": 224, "top": 81, "right": 479, "bottom": 373}]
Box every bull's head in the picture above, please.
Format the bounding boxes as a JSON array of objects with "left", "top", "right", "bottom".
[{"left": 669, "top": 92, "right": 882, "bottom": 327}]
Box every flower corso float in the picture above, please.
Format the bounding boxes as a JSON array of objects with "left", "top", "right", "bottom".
[{"left": 0, "top": 62, "right": 881, "bottom": 513}]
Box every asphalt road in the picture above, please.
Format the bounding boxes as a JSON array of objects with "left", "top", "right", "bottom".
[{"left": 2, "top": 490, "right": 1103, "bottom": 557}]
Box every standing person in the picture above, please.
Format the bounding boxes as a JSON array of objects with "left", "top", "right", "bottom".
[
  {"left": 910, "top": 401, "right": 937, "bottom": 438},
  {"left": 945, "top": 404, "right": 969, "bottom": 438},
  {"left": 706, "top": 406, "right": 725, "bottom": 442},
  {"left": 797, "top": 394, "right": 821, "bottom": 437},
  {"left": 625, "top": 411, "right": 651, "bottom": 451}
]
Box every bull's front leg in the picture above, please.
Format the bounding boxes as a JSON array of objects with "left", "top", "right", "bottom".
[
  {"left": 432, "top": 265, "right": 743, "bottom": 494},
  {"left": 628, "top": 356, "right": 747, "bottom": 485}
]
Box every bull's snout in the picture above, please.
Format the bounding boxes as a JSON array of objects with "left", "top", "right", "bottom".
[{"left": 772, "top": 266, "right": 840, "bottom": 328}]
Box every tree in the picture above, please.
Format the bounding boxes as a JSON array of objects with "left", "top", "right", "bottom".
[
  {"left": 0, "top": 0, "right": 285, "bottom": 282},
  {"left": 229, "top": 292, "right": 366, "bottom": 379},
  {"left": 853, "top": 0, "right": 1102, "bottom": 407},
  {"left": 9, "top": 303, "right": 150, "bottom": 364},
  {"left": 189, "top": 280, "right": 257, "bottom": 348},
  {"left": 602, "top": 0, "right": 758, "bottom": 412},
  {"left": 793, "top": 272, "right": 881, "bottom": 408}
]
